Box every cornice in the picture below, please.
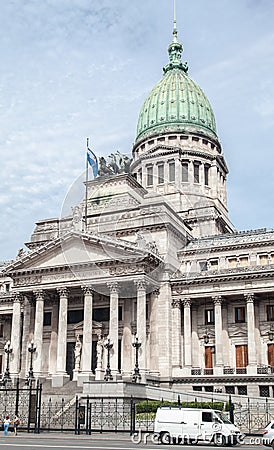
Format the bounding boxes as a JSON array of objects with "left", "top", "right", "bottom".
[
  {"left": 171, "top": 375, "right": 274, "bottom": 384},
  {"left": 171, "top": 264, "right": 274, "bottom": 286}
]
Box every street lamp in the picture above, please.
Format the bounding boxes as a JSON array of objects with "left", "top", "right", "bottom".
[
  {"left": 104, "top": 336, "right": 113, "bottom": 381},
  {"left": 132, "top": 335, "right": 142, "bottom": 382},
  {"left": 0, "top": 340, "right": 13, "bottom": 386},
  {"left": 26, "top": 339, "right": 36, "bottom": 385},
  {"left": 203, "top": 332, "right": 210, "bottom": 345},
  {"left": 268, "top": 324, "right": 274, "bottom": 342}
]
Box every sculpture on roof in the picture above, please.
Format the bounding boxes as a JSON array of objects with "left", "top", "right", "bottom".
[{"left": 98, "top": 151, "right": 132, "bottom": 176}]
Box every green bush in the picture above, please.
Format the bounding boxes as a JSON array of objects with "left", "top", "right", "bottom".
[{"left": 136, "top": 400, "right": 225, "bottom": 414}]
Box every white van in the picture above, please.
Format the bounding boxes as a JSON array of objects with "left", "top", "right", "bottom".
[{"left": 154, "top": 407, "right": 243, "bottom": 446}]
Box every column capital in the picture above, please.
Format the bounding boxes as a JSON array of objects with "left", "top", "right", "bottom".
[
  {"left": 183, "top": 297, "right": 192, "bottom": 308},
  {"left": 57, "top": 287, "right": 69, "bottom": 298},
  {"left": 134, "top": 279, "right": 147, "bottom": 292},
  {"left": 12, "top": 292, "right": 22, "bottom": 304},
  {"left": 152, "top": 288, "right": 160, "bottom": 297},
  {"left": 81, "top": 285, "right": 94, "bottom": 296},
  {"left": 107, "top": 281, "right": 120, "bottom": 294},
  {"left": 172, "top": 299, "right": 181, "bottom": 309},
  {"left": 244, "top": 292, "right": 255, "bottom": 303},
  {"left": 213, "top": 295, "right": 223, "bottom": 306},
  {"left": 33, "top": 290, "right": 44, "bottom": 301}
]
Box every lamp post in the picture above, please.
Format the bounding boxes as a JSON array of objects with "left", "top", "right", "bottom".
[
  {"left": 203, "top": 332, "right": 210, "bottom": 345},
  {"left": 132, "top": 335, "right": 142, "bottom": 382},
  {"left": 1, "top": 340, "right": 13, "bottom": 385},
  {"left": 268, "top": 324, "right": 274, "bottom": 342},
  {"left": 26, "top": 339, "right": 36, "bottom": 385},
  {"left": 104, "top": 336, "right": 113, "bottom": 381}
]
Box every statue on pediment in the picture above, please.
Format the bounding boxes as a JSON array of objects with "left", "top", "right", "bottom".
[{"left": 71, "top": 205, "right": 83, "bottom": 231}]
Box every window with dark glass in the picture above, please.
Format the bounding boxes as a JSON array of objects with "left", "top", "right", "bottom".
[
  {"left": 68, "top": 309, "right": 84, "bottom": 324},
  {"left": 235, "top": 306, "right": 245, "bottom": 323},
  {"left": 194, "top": 163, "right": 200, "bottom": 183},
  {"left": 43, "top": 312, "right": 52, "bottom": 326},
  {"left": 5, "top": 283, "right": 10, "bottom": 292},
  {"left": 202, "top": 411, "right": 213, "bottom": 422},
  {"left": 204, "top": 165, "right": 210, "bottom": 186},
  {"left": 169, "top": 161, "right": 175, "bottom": 182},
  {"left": 158, "top": 164, "right": 164, "bottom": 184},
  {"left": 205, "top": 309, "right": 215, "bottom": 325},
  {"left": 147, "top": 166, "right": 153, "bottom": 186},
  {"left": 0, "top": 323, "right": 3, "bottom": 338},
  {"left": 267, "top": 305, "right": 274, "bottom": 321},
  {"left": 93, "top": 308, "right": 109, "bottom": 322},
  {"left": 237, "top": 386, "right": 247, "bottom": 395},
  {"left": 199, "top": 261, "right": 207, "bottom": 272},
  {"left": 182, "top": 162, "right": 188, "bottom": 182}
]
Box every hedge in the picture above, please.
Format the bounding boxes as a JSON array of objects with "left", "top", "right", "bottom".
[{"left": 136, "top": 400, "right": 225, "bottom": 414}]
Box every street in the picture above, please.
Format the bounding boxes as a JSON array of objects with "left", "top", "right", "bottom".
[{"left": 0, "top": 433, "right": 268, "bottom": 450}]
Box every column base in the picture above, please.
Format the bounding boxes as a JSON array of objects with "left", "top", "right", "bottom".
[
  {"left": 95, "top": 368, "right": 105, "bottom": 381},
  {"left": 214, "top": 366, "right": 223, "bottom": 376},
  {"left": 247, "top": 364, "right": 257, "bottom": 375},
  {"left": 51, "top": 373, "right": 70, "bottom": 388},
  {"left": 77, "top": 372, "right": 95, "bottom": 386}
]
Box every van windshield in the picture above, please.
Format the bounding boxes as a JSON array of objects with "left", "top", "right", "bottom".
[{"left": 214, "top": 411, "right": 232, "bottom": 424}]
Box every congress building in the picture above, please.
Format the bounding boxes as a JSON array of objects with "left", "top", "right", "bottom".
[{"left": 1, "top": 15, "right": 274, "bottom": 400}]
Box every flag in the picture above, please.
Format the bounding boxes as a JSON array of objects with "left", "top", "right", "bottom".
[{"left": 87, "top": 147, "right": 98, "bottom": 177}]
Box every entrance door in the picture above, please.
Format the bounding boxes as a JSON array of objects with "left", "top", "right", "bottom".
[
  {"left": 205, "top": 347, "right": 214, "bottom": 375},
  {"left": 235, "top": 345, "right": 248, "bottom": 372},
  {"left": 66, "top": 342, "right": 75, "bottom": 380},
  {"left": 268, "top": 344, "right": 274, "bottom": 368}
]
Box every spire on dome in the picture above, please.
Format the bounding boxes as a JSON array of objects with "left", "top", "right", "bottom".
[
  {"left": 173, "top": 0, "right": 178, "bottom": 43},
  {"left": 163, "top": 0, "right": 188, "bottom": 74}
]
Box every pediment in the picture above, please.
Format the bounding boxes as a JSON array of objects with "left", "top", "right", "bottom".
[
  {"left": 6, "top": 231, "right": 147, "bottom": 272},
  {"left": 72, "top": 320, "right": 103, "bottom": 331}
]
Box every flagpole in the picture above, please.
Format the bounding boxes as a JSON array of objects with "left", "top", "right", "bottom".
[{"left": 85, "top": 137, "right": 89, "bottom": 232}]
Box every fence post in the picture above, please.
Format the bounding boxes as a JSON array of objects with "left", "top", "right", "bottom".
[
  {"left": 266, "top": 398, "right": 269, "bottom": 425},
  {"left": 229, "top": 395, "right": 234, "bottom": 424},
  {"left": 130, "top": 397, "right": 135, "bottom": 436},
  {"left": 75, "top": 396, "right": 79, "bottom": 435},
  {"left": 27, "top": 380, "right": 33, "bottom": 433},
  {"left": 247, "top": 397, "right": 251, "bottom": 434},
  {"left": 15, "top": 378, "right": 20, "bottom": 416},
  {"left": 86, "top": 396, "right": 90, "bottom": 435}
]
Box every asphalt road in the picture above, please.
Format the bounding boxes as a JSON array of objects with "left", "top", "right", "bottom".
[{"left": 0, "top": 433, "right": 268, "bottom": 450}]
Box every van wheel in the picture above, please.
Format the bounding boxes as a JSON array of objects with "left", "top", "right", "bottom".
[
  {"left": 213, "top": 433, "right": 226, "bottom": 447},
  {"left": 160, "top": 432, "right": 171, "bottom": 445}
]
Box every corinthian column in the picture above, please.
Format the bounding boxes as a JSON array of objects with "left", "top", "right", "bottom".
[
  {"left": 183, "top": 298, "right": 192, "bottom": 369},
  {"left": 134, "top": 279, "right": 147, "bottom": 378},
  {"left": 10, "top": 292, "right": 22, "bottom": 378},
  {"left": 245, "top": 292, "right": 257, "bottom": 374},
  {"left": 77, "top": 285, "right": 94, "bottom": 385},
  {"left": 172, "top": 299, "right": 181, "bottom": 370},
  {"left": 107, "top": 281, "right": 119, "bottom": 378},
  {"left": 52, "top": 287, "right": 70, "bottom": 387},
  {"left": 33, "top": 290, "right": 44, "bottom": 376},
  {"left": 213, "top": 296, "right": 223, "bottom": 375}
]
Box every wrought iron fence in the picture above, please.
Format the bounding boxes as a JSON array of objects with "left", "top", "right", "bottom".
[{"left": 233, "top": 398, "right": 274, "bottom": 434}]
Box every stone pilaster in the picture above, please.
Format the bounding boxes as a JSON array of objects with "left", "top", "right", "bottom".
[
  {"left": 33, "top": 290, "right": 44, "bottom": 376},
  {"left": 52, "top": 287, "right": 70, "bottom": 387},
  {"left": 171, "top": 299, "right": 181, "bottom": 370},
  {"left": 10, "top": 292, "right": 22, "bottom": 378},
  {"left": 183, "top": 298, "right": 192, "bottom": 369},
  {"left": 107, "top": 281, "right": 119, "bottom": 379},
  {"left": 245, "top": 292, "right": 257, "bottom": 374},
  {"left": 49, "top": 302, "right": 58, "bottom": 376},
  {"left": 213, "top": 296, "right": 223, "bottom": 375},
  {"left": 134, "top": 279, "right": 147, "bottom": 379},
  {"left": 77, "top": 285, "right": 95, "bottom": 385}
]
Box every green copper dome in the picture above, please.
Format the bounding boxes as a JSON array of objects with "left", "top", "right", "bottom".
[{"left": 136, "top": 21, "right": 218, "bottom": 143}]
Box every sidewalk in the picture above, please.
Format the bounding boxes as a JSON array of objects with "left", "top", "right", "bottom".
[{"left": 0, "top": 431, "right": 131, "bottom": 440}]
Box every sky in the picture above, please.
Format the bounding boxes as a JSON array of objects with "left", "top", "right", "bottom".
[{"left": 0, "top": 0, "right": 274, "bottom": 261}]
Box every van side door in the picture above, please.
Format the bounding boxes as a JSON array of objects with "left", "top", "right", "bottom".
[{"left": 200, "top": 411, "right": 215, "bottom": 441}]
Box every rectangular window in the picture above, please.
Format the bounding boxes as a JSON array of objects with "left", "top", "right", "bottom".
[
  {"left": 235, "top": 345, "right": 248, "bottom": 367},
  {"left": 5, "top": 283, "right": 10, "bottom": 292},
  {"left": 147, "top": 166, "right": 153, "bottom": 186},
  {"left": 259, "top": 254, "right": 269, "bottom": 266},
  {"left": 202, "top": 411, "right": 213, "bottom": 422},
  {"left": 193, "top": 386, "right": 202, "bottom": 391},
  {"left": 68, "top": 309, "right": 84, "bottom": 324},
  {"left": 267, "top": 305, "right": 274, "bottom": 322},
  {"left": 199, "top": 261, "right": 208, "bottom": 272},
  {"left": 225, "top": 386, "right": 235, "bottom": 394},
  {"left": 43, "top": 312, "right": 52, "bottom": 326},
  {"left": 205, "top": 309, "right": 215, "bottom": 325},
  {"left": 169, "top": 161, "right": 175, "bottom": 182},
  {"left": 204, "top": 165, "right": 209, "bottom": 186},
  {"left": 268, "top": 344, "right": 274, "bottom": 367},
  {"left": 238, "top": 386, "right": 247, "bottom": 396},
  {"left": 235, "top": 306, "right": 245, "bottom": 323},
  {"left": 228, "top": 257, "right": 237, "bottom": 268},
  {"left": 209, "top": 259, "right": 218, "bottom": 270},
  {"left": 93, "top": 308, "right": 110, "bottom": 322},
  {"left": 239, "top": 256, "right": 248, "bottom": 267},
  {"left": 259, "top": 386, "right": 270, "bottom": 397},
  {"left": 158, "top": 164, "right": 164, "bottom": 184},
  {"left": 182, "top": 162, "right": 188, "bottom": 182},
  {"left": 138, "top": 169, "right": 142, "bottom": 184},
  {"left": 0, "top": 323, "right": 3, "bottom": 338},
  {"left": 194, "top": 163, "right": 200, "bottom": 183}
]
